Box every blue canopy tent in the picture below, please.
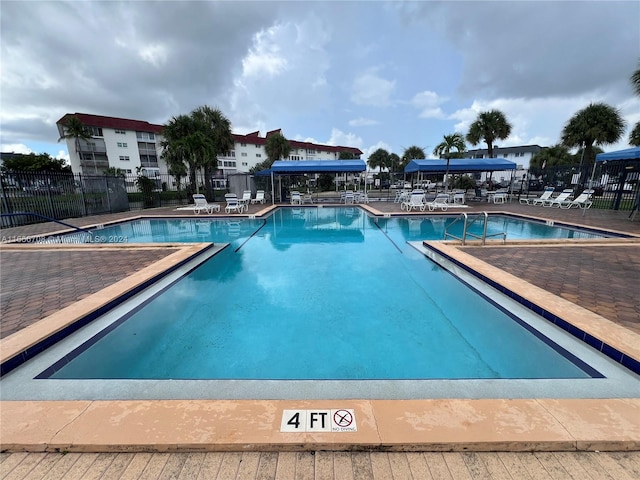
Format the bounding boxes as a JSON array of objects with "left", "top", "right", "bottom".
[
  {"left": 255, "top": 160, "right": 367, "bottom": 203},
  {"left": 405, "top": 158, "right": 517, "bottom": 173},
  {"left": 595, "top": 146, "right": 640, "bottom": 162},
  {"left": 405, "top": 158, "right": 517, "bottom": 193}
]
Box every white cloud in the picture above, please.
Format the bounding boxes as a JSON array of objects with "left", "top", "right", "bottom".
[
  {"left": 349, "top": 117, "right": 379, "bottom": 127},
  {"left": 351, "top": 70, "right": 395, "bottom": 107},
  {"left": 138, "top": 43, "right": 168, "bottom": 68},
  {"left": 362, "top": 140, "right": 394, "bottom": 162},
  {"left": 326, "top": 128, "right": 363, "bottom": 149},
  {"left": 1, "top": 143, "right": 33, "bottom": 154},
  {"left": 412, "top": 90, "right": 448, "bottom": 119},
  {"left": 242, "top": 26, "right": 289, "bottom": 78}
]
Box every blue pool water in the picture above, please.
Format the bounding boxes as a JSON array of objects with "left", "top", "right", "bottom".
[{"left": 43, "top": 208, "right": 604, "bottom": 380}]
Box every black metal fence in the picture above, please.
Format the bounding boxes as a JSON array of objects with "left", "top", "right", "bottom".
[
  {"left": 1, "top": 171, "right": 129, "bottom": 227},
  {"left": 527, "top": 159, "right": 640, "bottom": 210}
]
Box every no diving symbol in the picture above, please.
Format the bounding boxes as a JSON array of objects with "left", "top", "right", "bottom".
[{"left": 333, "top": 409, "right": 353, "bottom": 428}]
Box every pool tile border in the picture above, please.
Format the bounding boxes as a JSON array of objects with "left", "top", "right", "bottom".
[{"left": 423, "top": 241, "right": 640, "bottom": 375}]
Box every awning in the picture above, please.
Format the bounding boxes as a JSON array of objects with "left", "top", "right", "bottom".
[
  {"left": 270, "top": 160, "right": 366, "bottom": 173},
  {"left": 595, "top": 147, "right": 640, "bottom": 162},
  {"left": 405, "top": 158, "right": 517, "bottom": 173}
]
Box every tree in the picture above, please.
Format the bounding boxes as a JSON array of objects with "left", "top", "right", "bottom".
[
  {"left": 265, "top": 132, "right": 291, "bottom": 166},
  {"left": 1, "top": 152, "right": 70, "bottom": 172},
  {"left": 561, "top": 103, "right": 626, "bottom": 167},
  {"left": 631, "top": 61, "right": 640, "bottom": 97},
  {"left": 433, "top": 133, "right": 467, "bottom": 192},
  {"left": 339, "top": 151, "right": 355, "bottom": 159},
  {"left": 192, "top": 106, "right": 234, "bottom": 199},
  {"left": 104, "top": 166, "right": 125, "bottom": 176},
  {"left": 630, "top": 122, "right": 640, "bottom": 147},
  {"left": 162, "top": 114, "right": 207, "bottom": 194},
  {"left": 466, "top": 110, "right": 512, "bottom": 159},
  {"left": 367, "top": 148, "right": 391, "bottom": 179},
  {"left": 402, "top": 146, "right": 426, "bottom": 160},
  {"left": 58, "top": 115, "right": 94, "bottom": 172},
  {"left": 529, "top": 144, "right": 574, "bottom": 170}
]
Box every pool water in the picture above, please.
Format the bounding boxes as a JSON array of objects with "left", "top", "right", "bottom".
[{"left": 42, "top": 208, "right": 602, "bottom": 380}]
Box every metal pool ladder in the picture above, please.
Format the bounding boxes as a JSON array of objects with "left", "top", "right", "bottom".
[{"left": 443, "top": 212, "right": 506, "bottom": 245}]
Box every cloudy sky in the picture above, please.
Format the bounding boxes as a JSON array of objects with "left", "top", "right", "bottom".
[{"left": 1, "top": 1, "right": 639, "bottom": 164}]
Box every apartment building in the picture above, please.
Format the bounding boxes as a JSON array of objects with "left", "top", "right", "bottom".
[
  {"left": 466, "top": 145, "right": 542, "bottom": 170},
  {"left": 56, "top": 113, "right": 362, "bottom": 177}
]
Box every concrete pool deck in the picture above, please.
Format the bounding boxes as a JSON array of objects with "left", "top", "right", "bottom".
[{"left": 1, "top": 201, "right": 639, "bottom": 457}]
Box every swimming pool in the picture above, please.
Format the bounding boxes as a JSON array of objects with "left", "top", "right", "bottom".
[{"left": 2, "top": 207, "right": 638, "bottom": 400}]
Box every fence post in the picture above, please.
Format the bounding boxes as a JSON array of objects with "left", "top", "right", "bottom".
[
  {"left": 104, "top": 175, "right": 112, "bottom": 213},
  {"left": 78, "top": 173, "right": 88, "bottom": 216}
]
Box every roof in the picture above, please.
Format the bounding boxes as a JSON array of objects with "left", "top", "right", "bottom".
[
  {"left": 56, "top": 113, "right": 163, "bottom": 134},
  {"left": 269, "top": 160, "right": 367, "bottom": 173},
  {"left": 465, "top": 145, "right": 543, "bottom": 155},
  {"left": 595, "top": 147, "right": 640, "bottom": 162},
  {"left": 56, "top": 113, "right": 363, "bottom": 155},
  {"left": 405, "top": 158, "right": 517, "bottom": 173},
  {"left": 232, "top": 132, "right": 363, "bottom": 155}
]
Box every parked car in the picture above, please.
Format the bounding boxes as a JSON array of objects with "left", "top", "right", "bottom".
[
  {"left": 604, "top": 182, "right": 633, "bottom": 192},
  {"left": 390, "top": 181, "right": 412, "bottom": 189},
  {"left": 527, "top": 179, "right": 543, "bottom": 191}
]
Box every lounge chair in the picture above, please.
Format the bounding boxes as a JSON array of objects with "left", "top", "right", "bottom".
[
  {"left": 521, "top": 187, "right": 554, "bottom": 205},
  {"left": 543, "top": 189, "right": 574, "bottom": 207},
  {"left": 401, "top": 190, "right": 426, "bottom": 211},
  {"left": 224, "top": 193, "right": 244, "bottom": 214},
  {"left": 344, "top": 190, "right": 355, "bottom": 204},
  {"left": 251, "top": 190, "right": 265, "bottom": 204},
  {"left": 290, "top": 191, "right": 302, "bottom": 205},
  {"left": 560, "top": 189, "right": 594, "bottom": 209},
  {"left": 425, "top": 193, "right": 449, "bottom": 211},
  {"left": 492, "top": 191, "right": 508, "bottom": 204},
  {"left": 192, "top": 194, "right": 220, "bottom": 214}
]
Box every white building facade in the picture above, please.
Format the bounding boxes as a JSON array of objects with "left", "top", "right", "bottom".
[{"left": 56, "top": 114, "right": 362, "bottom": 178}]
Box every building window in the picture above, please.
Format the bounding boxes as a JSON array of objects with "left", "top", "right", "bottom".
[
  {"left": 117, "top": 142, "right": 128, "bottom": 148},
  {"left": 87, "top": 127, "right": 103, "bottom": 136},
  {"left": 256, "top": 153, "right": 262, "bottom": 158},
  {"left": 242, "top": 162, "right": 248, "bottom": 166},
  {"left": 306, "top": 149, "right": 316, "bottom": 154},
  {"left": 115, "top": 129, "right": 126, "bottom": 134},
  {"left": 241, "top": 152, "right": 247, "bottom": 157},
  {"left": 241, "top": 143, "right": 247, "bottom": 147},
  {"left": 126, "top": 169, "right": 132, "bottom": 173},
  {"left": 136, "top": 132, "right": 156, "bottom": 141},
  {"left": 119, "top": 156, "right": 130, "bottom": 161}
]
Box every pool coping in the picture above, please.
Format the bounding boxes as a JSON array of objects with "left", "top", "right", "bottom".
[{"left": 1, "top": 213, "right": 639, "bottom": 452}]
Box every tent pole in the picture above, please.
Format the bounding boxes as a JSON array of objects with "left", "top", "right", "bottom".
[{"left": 271, "top": 172, "right": 275, "bottom": 205}]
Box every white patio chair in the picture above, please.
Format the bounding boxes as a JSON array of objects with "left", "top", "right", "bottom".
[
  {"left": 290, "top": 191, "right": 302, "bottom": 205},
  {"left": 425, "top": 193, "right": 449, "bottom": 211},
  {"left": 192, "top": 194, "right": 220, "bottom": 214},
  {"left": 224, "top": 193, "right": 244, "bottom": 214},
  {"left": 521, "top": 187, "right": 554, "bottom": 205},
  {"left": 560, "top": 189, "right": 594, "bottom": 209},
  {"left": 251, "top": 190, "right": 265, "bottom": 204},
  {"left": 543, "top": 189, "right": 574, "bottom": 207}
]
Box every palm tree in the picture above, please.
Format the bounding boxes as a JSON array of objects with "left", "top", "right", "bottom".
[
  {"left": 367, "top": 148, "right": 391, "bottom": 183},
  {"left": 466, "top": 110, "right": 512, "bottom": 159},
  {"left": 192, "top": 106, "right": 234, "bottom": 199},
  {"left": 161, "top": 114, "right": 201, "bottom": 192},
  {"left": 58, "top": 115, "right": 94, "bottom": 173},
  {"left": 529, "top": 144, "right": 574, "bottom": 170},
  {"left": 630, "top": 122, "right": 640, "bottom": 147},
  {"left": 561, "top": 103, "right": 626, "bottom": 167},
  {"left": 433, "top": 133, "right": 467, "bottom": 193},
  {"left": 265, "top": 132, "right": 291, "bottom": 165},
  {"left": 631, "top": 61, "right": 640, "bottom": 97},
  {"left": 402, "top": 146, "right": 426, "bottom": 160}
]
